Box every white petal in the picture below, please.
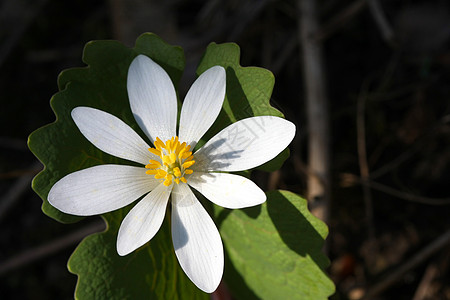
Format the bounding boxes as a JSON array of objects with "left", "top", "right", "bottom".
[
  {"left": 187, "top": 172, "right": 266, "bottom": 209},
  {"left": 72, "top": 107, "right": 154, "bottom": 165},
  {"left": 48, "top": 165, "right": 157, "bottom": 216},
  {"left": 193, "top": 116, "right": 296, "bottom": 171},
  {"left": 179, "top": 66, "right": 226, "bottom": 148},
  {"left": 117, "top": 183, "right": 171, "bottom": 256},
  {"left": 171, "top": 183, "right": 223, "bottom": 293},
  {"left": 127, "top": 55, "right": 177, "bottom": 143}
]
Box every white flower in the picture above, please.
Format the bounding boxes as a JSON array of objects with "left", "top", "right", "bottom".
[{"left": 48, "top": 55, "right": 296, "bottom": 293}]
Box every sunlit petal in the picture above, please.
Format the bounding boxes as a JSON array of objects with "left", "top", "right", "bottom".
[
  {"left": 193, "top": 116, "right": 295, "bottom": 172},
  {"left": 127, "top": 55, "right": 177, "bottom": 143},
  {"left": 117, "top": 183, "right": 171, "bottom": 256},
  {"left": 72, "top": 107, "right": 155, "bottom": 165},
  {"left": 179, "top": 66, "right": 226, "bottom": 148},
  {"left": 188, "top": 172, "right": 266, "bottom": 209},
  {"left": 48, "top": 165, "right": 157, "bottom": 216},
  {"left": 171, "top": 183, "right": 223, "bottom": 293}
]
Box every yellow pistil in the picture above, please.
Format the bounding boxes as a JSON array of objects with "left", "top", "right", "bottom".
[{"left": 145, "top": 136, "right": 195, "bottom": 186}]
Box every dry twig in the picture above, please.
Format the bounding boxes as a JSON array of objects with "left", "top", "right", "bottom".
[
  {"left": 361, "top": 229, "right": 450, "bottom": 299},
  {"left": 356, "top": 81, "right": 375, "bottom": 240},
  {"left": 316, "top": 0, "right": 366, "bottom": 41},
  {"left": 340, "top": 173, "right": 450, "bottom": 206},
  {"left": 297, "top": 0, "right": 331, "bottom": 222},
  {"left": 366, "top": 0, "right": 396, "bottom": 47},
  {"left": 0, "top": 0, "right": 49, "bottom": 68},
  {"left": 412, "top": 250, "right": 450, "bottom": 300},
  {"left": 0, "top": 220, "right": 105, "bottom": 275},
  {"left": 367, "top": 180, "right": 450, "bottom": 206},
  {"left": 0, "top": 161, "right": 42, "bottom": 223}
]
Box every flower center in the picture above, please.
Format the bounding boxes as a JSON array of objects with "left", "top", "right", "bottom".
[{"left": 145, "top": 136, "right": 195, "bottom": 186}]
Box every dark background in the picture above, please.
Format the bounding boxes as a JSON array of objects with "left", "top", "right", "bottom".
[{"left": 0, "top": 0, "right": 449, "bottom": 299}]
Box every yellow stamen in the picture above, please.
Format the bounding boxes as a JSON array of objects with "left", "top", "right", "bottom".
[
  {"left": 173, "top": 167, "right": 181, "bottom": 177},
  {"left": 154, "top": 169, "right": 167, "bottom": 179},
  {"left": 145, "top": 159, "right": 161, "bottom": 169},
  {"left": 178, "top": 147, "right": 186, "bottom": 159},
  {"left": 181, "top": 152, "right": 192, "bottom": 160},
  {"left": 162, "top": 155, "right": 172, "bottom": 166},
  {"left": 169, "top": 153, "right": 177, "bottom": 164},
  {"left": 163, "top": 174, "right": 173, "bottom": 186},
  {"left": 149, "top": 159, "right": 161, "bottom": 165},
  {"left": 146, "top": 136, "right": 195, "bottom": 186},
  {"left": 182, "top": 160, "right": 195, "bottom": 169},
  {"left": 148, "top": 148, "right": 161, "bottom": 156},
  {"left": 176, "top": 142, "right": 186, "bottom": 154},
  {"left": 154, "top": 137, "right": 165, "bottom": 150}
]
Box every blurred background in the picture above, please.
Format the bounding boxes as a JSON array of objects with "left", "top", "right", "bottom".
[{"left": 0, "top": 0, "right": 449, "bottom": 299}]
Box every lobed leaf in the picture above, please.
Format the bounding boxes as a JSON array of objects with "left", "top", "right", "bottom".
[
  {"left": 218, "top": 190, "right": 335, "bottom": 299},
  {"left": 195, "top": 42, "right": 289, "bottom": 171},
  {"left": 28, "top": 33, "right": 331, "bottom": 299},
  {"left": 28, "top": 33, "right": 208, "bottom": 299},
  {"left": 68, "top": 212, "right": 207, "bottom": 300}
]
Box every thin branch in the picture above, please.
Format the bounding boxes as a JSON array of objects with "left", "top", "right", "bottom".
[
  {"left": 0, "top": 162, "right": 42, "bottom": 223},
  {"left": 0, "top": 221, "right": 105, "bottom": 275},
  {"left": 413, "top": 250, "right": 449, "bottom": 300},
  {"left": 0, "top": 0, "right": 49, "bottom": 68},
  {"left": 297, "top": 0, "right": 331, "bottom": 223},
  {"left": 0, "top": 167, "right": 40, "bottom": 180},
  {"left": 357, "top": 80, "right": 375, "bottom": 240},
  {"left": 367, "top": 180, "right": 450, "bottom": 206},
  {"left": 366, "top": 0, "right": 396, "bottom": 47},
  {"left": 228, "top": 0, "right": 273, "bottom": 40},
  {"left": 341, "top": 173, "right": 450, "bottom": 206},
  {"left": 361, "top": 229, "right": 450, "bottom": 299},
  {"left": 272, "top": 35, "right": 297, "bottom": 74},
  {"left": 0, "top": 137, "right": 29, "bottom": 151},
  {"left": 370, "top": 114, "right": 450, "bottom": 179},
  {"left": 315, "top": 0, "right": 367, "bottom": 41}
]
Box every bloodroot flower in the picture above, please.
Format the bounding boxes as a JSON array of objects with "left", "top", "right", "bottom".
[{"left": 48, "top": 55, "right": 295, "bottom": 292}]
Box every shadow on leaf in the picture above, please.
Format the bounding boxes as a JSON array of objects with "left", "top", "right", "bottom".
[
  {"left": 225, "top": 66, "right": 254, "bottom": 120},
  {"left": 266, "top": 190, "right": 329, "bottom": 270}
]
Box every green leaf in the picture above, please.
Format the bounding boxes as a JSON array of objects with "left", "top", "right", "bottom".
[
  {"left": 197, "top": 43, "right": 282, "bottom": 122},
  {"left": 68, "top": 212, "right": 207, "bottom": 300},
  {"left": 28, "top": 33, "right": 304, "bottom": 299},
  {"left": 28, "top": 33, "right": 208, "bottom": 299},
  {"left": 194, "top": 43, "right": 289, "bottom": 171},
  {"left": 217, "top": 190, "right": 335, "bottom": 299},
  {"left": 28, "top": 33, "right": 185, "bottom": 223}
]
